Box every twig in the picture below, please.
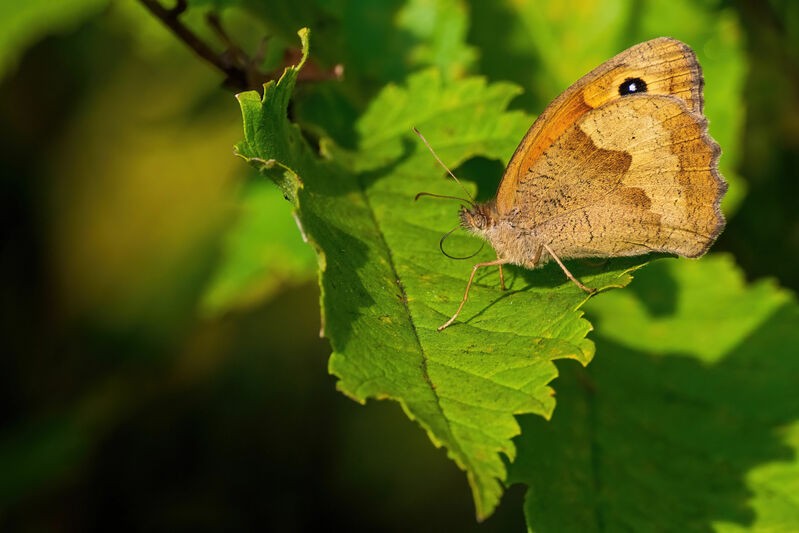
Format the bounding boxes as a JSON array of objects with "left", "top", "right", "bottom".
[
  {"left": 138, "top": 0, "right": 246, "bottom": 88},
  {"left": 138, "top": 0, "right": 343, "bottom": 91}
]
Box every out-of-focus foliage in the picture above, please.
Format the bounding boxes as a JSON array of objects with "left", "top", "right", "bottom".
[
  {"left": 0, "top": 0, "right": 108, "bottom": 79},
  {"left": 200, "top": 180, "right": 316, "bottom": 315},
  {"left": 1, "top": 0, "right": 798, "bottom": 531}
]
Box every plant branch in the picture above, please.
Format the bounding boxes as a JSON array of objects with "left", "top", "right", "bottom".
[
  {"left": 138, "top": 0, "right": 248, "bottom": 88},
  {"left": 137, "top": 0, "right": 343, "bottom": 91}
]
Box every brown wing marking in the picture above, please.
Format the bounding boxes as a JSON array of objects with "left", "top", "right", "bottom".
[{"left": 529, "top": 95, "right": 725, "bottom": 259}]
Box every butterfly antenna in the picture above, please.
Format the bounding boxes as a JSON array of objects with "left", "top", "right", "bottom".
[
  {"left": 439, "top": 225, "right": 485, "bottom": 260},
  {"left": 413, "top": 127, "right": 475, "bottom": 205},
  {"left": 414, "top": 191, "right": 473, "bottom": 203}
]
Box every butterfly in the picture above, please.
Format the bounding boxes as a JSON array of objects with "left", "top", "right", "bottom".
[{"left": 428, "top": 37, "right": 727, "bottom": 331}]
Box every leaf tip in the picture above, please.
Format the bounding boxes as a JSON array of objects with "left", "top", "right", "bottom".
[{"left": 296, "top": 27, "right": 311, "bottom": 71}]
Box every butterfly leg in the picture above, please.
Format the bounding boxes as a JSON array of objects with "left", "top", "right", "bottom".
[
  {"left": 438, "top": 258, "right": 510, "bottom": 331},
  {"left": 532, "top": 245, "right": 542, "bottom": 267},
  {"left": 542, "top": 243, "right": 596, "bottom": 294},
  {"left": 498, "top": 263, "right": 506, "bottom": 291}
]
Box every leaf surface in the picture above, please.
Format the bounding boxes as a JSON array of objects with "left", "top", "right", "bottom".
[{"left": 510, "top": 255, "right": 799, "bottom": 531}]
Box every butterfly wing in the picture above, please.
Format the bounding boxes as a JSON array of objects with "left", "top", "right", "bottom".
[
  {"left": 496, "top": 37, "right": 704, "bottom": 215},
  {"left": 511, "top": 93, "right": 725, "bottom": 259}
]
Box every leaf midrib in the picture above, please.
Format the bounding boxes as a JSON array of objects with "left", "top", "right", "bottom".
[{"left": 354, "top": 163, "right": 476, "bottom": 484}]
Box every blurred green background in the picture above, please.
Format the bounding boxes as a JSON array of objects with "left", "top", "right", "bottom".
[{"left": 1, "top": 0, "right": 797, "bottom": 531}]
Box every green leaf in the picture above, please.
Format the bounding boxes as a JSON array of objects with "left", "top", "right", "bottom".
[
  {"left": 235, "top": 28, "right": 649, "bottom": 519},
  {"left": 509, "top": 255, "right": 799, "bottom": 531},
  {"left": 0, "top": 0, "right": 109, "bottom": 80},
  {"left": 396, "top": 0, "right": 477, "bottom": 81}
]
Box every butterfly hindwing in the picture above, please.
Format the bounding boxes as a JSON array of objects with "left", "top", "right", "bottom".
[
  {"left": 496, "top": 37, "right": 704, "bottom": 215},
  {"left": 510, "top": 94, "right": 725, "bottom": 259}
]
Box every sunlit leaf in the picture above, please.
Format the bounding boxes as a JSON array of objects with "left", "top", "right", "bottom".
[
  {"left": 510, "top": 255, "right": 799, "bottom": 531},
  {"left": 235, "top": 28, "right": 647, "bottom": 519}
]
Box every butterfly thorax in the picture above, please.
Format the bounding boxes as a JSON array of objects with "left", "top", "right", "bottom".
[{"left": 460, "top": 202, "right": 547, "bottom": 269}]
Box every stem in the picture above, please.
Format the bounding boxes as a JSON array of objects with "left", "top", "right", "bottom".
[
  {"left": 137, "top": 0, "right": 344, "bottom": 90},
  {"left": 137, "top": 0, "right": 246, "bottom": 89}
]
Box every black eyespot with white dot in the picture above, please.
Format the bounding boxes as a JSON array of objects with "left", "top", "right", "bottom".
[{"left": 619, "top": 77, "right": 647, "bottom": 96}]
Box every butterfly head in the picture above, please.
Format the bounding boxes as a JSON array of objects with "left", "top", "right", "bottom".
[{"left": 459, "top": 202, "right": 497, "bottom": 234}]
